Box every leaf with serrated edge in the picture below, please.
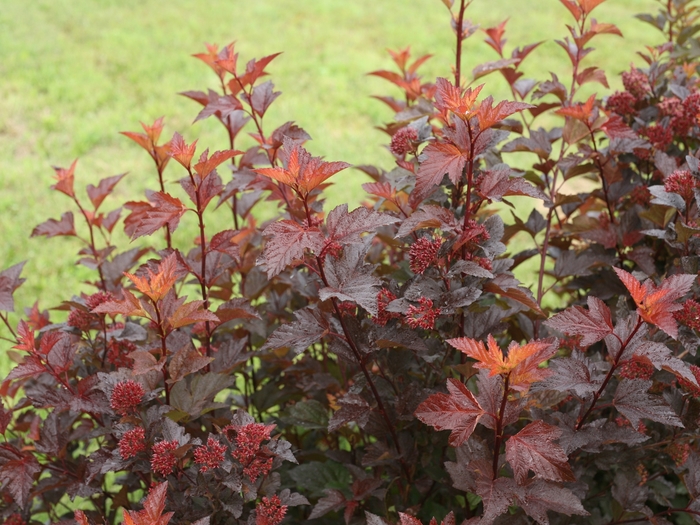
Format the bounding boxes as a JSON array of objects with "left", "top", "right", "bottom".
[
  {"left": 505, "top": 420, "right": 575, "bottom": 484},
  {"left": 414, "top": 378, "right": 485, "bottom": 446},
  {"left": 614, "top": 379, "right": 683, "bottom": 428},
  {"left": 545, "top": 296, "right": 613, "bottom": 347},
  {"left": 261, "top": 307, "right": 329, "bottom": 355}
]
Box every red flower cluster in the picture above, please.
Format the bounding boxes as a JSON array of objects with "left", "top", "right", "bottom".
[
  {"left": 667, "top": 442, "right": 691, "bottom": 466},
  {"left": 665, "top": 170, "right": 699, "bottom": 203},
  {"left": 106, "top": 338, "right": 136, "bottom": 368},
  {"left": 4, "top": 514, "right": 26, "bottom": 525},
  {"left": 643, "top": 124, "right": 674, "bottom": 150},
  {"left": 629, "top": 185, "right": 651, "bottom": 206},
  {"left": 151, "top": 440, "right": 179, "bottom": 477},
  {"left": 674, "top": 299, "right": 700, "bottom": 331},
  {"left": 110, "top": 380, "right": 145, "bottom": 416},
  {"left": 194, "top": 436, "right": 227, "bottom": 472},
  {"left": 231, "top": 423, "right": 276, "bottom": 481},
  {"left": 374, "top": 289, "right": 400, "bottom": 326},
  {"left": 671, "top": 92, "right": 700, "bottom": 136},
  {"left": 390, "top": 126, "right": 418, "bottom": 156},
  {"left": 256, "top": 495, "right": 288, "bottom": 525},
  {"left": 677, "top": 364, "right": 700, "bottom": 397},
  {"left": 618, "top": 357, "right": 654, "bottom": 381},
  {"left": 68, "top": 292, "right": 115, "bottom": 331},
  {"left": 621, "top": 68, "right": 650, "bottom": 100},
  {"left": 119, "top": 427, "right": 147, "bottom": 459},
  {"left": 606, "top": 91, "right": 636, "bottom": 115},
  {"left": 85, "top": 291, "right": 115, "bottom": 311},
  {"left": 405, "top": 297, "right": 440, "bottom": 330},
  {"left": 409, "top": 237, "right": 441, "bottom": 274}
]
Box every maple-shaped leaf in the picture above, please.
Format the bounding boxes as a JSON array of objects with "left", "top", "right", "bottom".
[
  {"left": 613, "top": 267, "right": 695, "bottom": 339},
  {"left": 254, "top": 138, "right": 350, "bottom": 196},
  {"left": 434, "top": 77, "right": 484, "bottom": 115},
  {"left": 545, "top": 296, "right": 613, "bottom": 347},
  {"left": 92, "top": 289, "right": 148, "bottom": 318},
  {"left": 326, "top": 204, "right": 399, "bottom": 246},
  {"left": 240, "top": 80, "right": 281, "bottom": 117},
  {"left": 261, "top": 306, "right": 330, "bottom": 355},
  {"left": 193, "top": 148, "right": 242, "bottom": 179},
  {"left": 86, "top": 173, "right": 127, "bottom": 211},
  {"left": 166, "top": 298, "right": 219, "bottom": 330},
  {"left": 448, "top": 335, "right": 557, "bottom": 390},
  {"left": 632, "top": 341, "right": 698, "bottom": 386},
  {"left": 31, "top": 211, "right": 77, "bottom": 238},
  {"left": 0, "top": 261, "right": 26, "bottom": 312},
  {"left": 319, "top": 243, "right": 382, "bottom": 315},
  {"left": 414, "top": 378, "right": 485, "bottom": 446},
  {"left": 0, "top": 453, "right": 40, "bottom": 509},
  {"left": 6, "top": 354, "right": 45, "bottom": 381},
  {"left": 476, "top": 96, "right": 533, "bottom": 131},
  {"left": 169, "top": 132, "right": 198, "bottom": 169},
  {"left": 505, "top": 421, "right": 575, "bottom": 484},
  {"left": 539, "top": 352, "right": 600, "bottom": 398},
  {"left": 260, "top": 220, "right": 324, "bottom": 278},
  {"left": 613, "top": 379, "right": 683, "bottom": 428},
  {"left": 556, "top": 94, "right": 596, "bottom": 122},
  {"left": 124, "top": 192, "right": 188, "bottom": 240},
  {"left": 124, "top": 253, "right": 179, "bottom": 302},
  {"left": 123, "top": 481, "right": 173, "bottom": 525}
]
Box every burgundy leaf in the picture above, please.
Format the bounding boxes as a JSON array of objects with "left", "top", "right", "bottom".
[
  {"left": 613, "top": 379, "right": 683, "bottom": 428},
  {"left": 308, "top": 489, "right": 347, "bottom": 520},
  {"left": 328, "top": 393, "right": 370, "bottom": 432},
  {"left": 261, "top": 306, "right": 330, "bottom": 355},
  {"left": 545, "top": 296, "right": 613, "bottom": 347},
  {"left": 260, "top": 220, "right": 324, "bottom": 278},
  {"left": 31, "top": 211, "right": 76, "bottom": 238},
  {"left": 326, "top": 204, "right": 398, "bottom": 246},
  {"left": 0, "top": 454, "right": 40, "bottom": 509},
  {"left": 124, "top": 192, "right": 187, "bottom": 240},
  {"left": 505, "top": 420, "right": 575, "bottom": 484},
  {"left": 516, "top": 479, "right": 589, "bottom": 524},
  {"left": 0, "top": 261, "right": 26, "bottom": 312},
  {"left": 414, "top": 378, "right": 485, "bottom": 446},
  {"left": 86, "top": 173, "right": 127, "bottom": 211},
  {"left": 319, "top": 243, "right": 381, "bottom": 315}
]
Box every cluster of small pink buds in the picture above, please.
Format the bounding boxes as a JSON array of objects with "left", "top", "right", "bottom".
[
  {"left": 628, "top": 185, "right": 651, "bottom": 206},
  {"left": 618, "top": 357, "right": 654, "bottom": 381},
  {"left": 85, "top": 291, "right": 115, "bottom": 311},
  {"left": 621, "top": 68, "right": 651, "bottom": 100},
  {"left": 374, "top": 289, "right": 400, "bottom": 326},
  {"left": 67, "top": 309, "right": 95, "bottom": 332},
  {"left": 106, "top": 338, "right": 136, "bottom": 368},
  {"left": 677, "top": 364, "right": 700, "bottom": 397},
  {"left": 606, "top": 91, "right": 637, "bottom": 115},
  {"left": 390, "top": 126, "right": 418, "bottom": 156},
  {"left": 674, "top": 299, "right": 700, "bottom": 332},
  {"left": 667, "top": 442, "right": 691, "bottom": 466},
  {"left": 635, "top": 463, "right": 649, "bottom": 485},
  {"left": 643, "top": 124, "right": 674, "bottom": 150},
  {"left": 231, "top": 423, "right": 276, "bottom": 481},
  {"left": 664, "top": 170, "right": 698, "bottom": 203},
  {"left": 671, "top": 92, "right": 700, "bottom": 136},
  {"left": 194, "top": 436, "right": 227, "bottom": 472},
  {"left": 4, "top": 514, "right": 26, "bottom": 525},
  {"left": 110, "top": 380, "right": 145, "bottom": 416},
  {"left": 405, "top": 297, "right": 440, "bottom": 330},
  {"left": 151, "top": 440, "right": 179, "bottom": 477},
  {"left": 409, "top": 237, "right": 441, "bottom": 274},
  {"left": 255, "top": 495, "right": 288, "bottom": 525},
  {"left": 460, "top": 219, "right": 490, "bottom": 246},
  {"left": 119, "top": 427, "right": 147, "bottom": 459}
]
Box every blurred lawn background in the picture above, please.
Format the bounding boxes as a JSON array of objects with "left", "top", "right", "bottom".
[{"left": 0, "top": 0, "right": 662, "bottom": 368}]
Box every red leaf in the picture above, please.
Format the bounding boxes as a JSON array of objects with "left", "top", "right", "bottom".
[
  {"left": 473, "top": 59, "right": 520, "bottom": 80},
  {"left": 0, "top": 261, "right": 26, "bottom": 312},
  {"left": 613, "top": 379, "right": 683, "bottom": 428},
  {"left": 86, "top": 173, "right": 127, "bottom": 211},
  {"left": 261, "top": 220, "right": 324, "bottom": 278},
  {"left": 416, "top": 143, "right": 468, "bottom": 197},
  {"left": 484, "top": 20, "right": 508, "bottom": 56},
  {"left": 0, "top": 454, "right": 40, "bottom": 509},
  {"left": 123, "top": 481, "right": 173, "bottom": 525},
  {"left": 124, "top": 253, "right": 179, "bottom": 302},
  {"left": 51, "top": 159, "right": 78, "bottom": 197},
  {"left": 167, "top": 342, "right": 213, "bottom": 384},
  {"left": 516, "top": 480, "right": 589, "bottom": 523},
  {"left": 124, "top": 192, "right": 188, "bottom": 240},
  {"left": 31, "top": 211, "right": 77, "bottom": 238},
  {"left": 326, "top": 204, "right": 399, "bottom": 246},
  {"left": 556, "top": 94, "right": 596, "bottom": 122},
  {"left": 505, "top": 421, "right": 575, "bottom": 484},
  {"left": 559, "top": 0, "right": 582, "bottom": 19},
  {"left": 193, "top": 148, "right": 242, "bottom": 179},
  {"left": 476, "top": 97, "right": 533, "bottom": 130},
  {"left": 579, "top": 0, "right": 607, "bottom": 14},
  {"left": 92, "top": 289, "right": 148, "bottom": 318},
  {"left": 545, "top": 296, "right": 613, "bottom": 347},
  {"left": 576, "top": 66, "right": 609, "bottom": 88},
  {"left": 261, "top": 306, "right": 330, "bottom": 356},
  {"left": 169, "top": 132, "right": 198, "bottom": 169},
  {"left": 240, "top": 80, "right": 281, "bottom": 117},
  {"left": 0, "top": 399, "right": 11, "bottom": 434},
  {"left": 613, "top": 267, "right": 695, "bottom": 338},
  {"left": 6, "top": 355, "right": 45, "bottom": 381},
  {"left": 434, "top": 77, "right": 484, "bottom": 115},
  {"left": 414, "top": 378, "right": 485, "bottom": 446},
  {"left": 215, "top": 299, "right": 260, "bottom": 324},
  {"left": 228, "top": 52, "right": 282, "bottom": 94},
  {"left": 254, "top": 138, "right": 350, "bottom": 196},
  {"left": 167, "top": 298, "right": 219, "bottom": 330}
]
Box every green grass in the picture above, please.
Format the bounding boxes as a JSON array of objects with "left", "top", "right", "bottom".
[{"left": 0, "top": 0, "right": 663, "bottom": 353}]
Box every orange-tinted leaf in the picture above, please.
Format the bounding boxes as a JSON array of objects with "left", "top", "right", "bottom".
[
  {"left": 51, "top": 159, "right": 78, "bottom": 197},
  {"left": 476, "top": 97, "right": 533, "bottom": 130},
  {"left": 414, "top": 378, "right": 485, "bottom": 446},
  {"left": 167, "top": 298, "right": 219, "bottom": 330},
  {"left": 576, "top": 67, "right": 608, "bottom": 88},
  {"left": 484, "top": 20, "right": 509, "bottom": 57},
  {"left": 505, "top": 421, "right": 575, "bottom": 484},
  {"left": 434, "top": 77, "right": 484, "bottom": 115},
  {"left": 167, "top": 342, "right": 213, "bottom": 384},
  {"left": 362, "top": 182, "right": 396, "bottom": 201},
  {"left": 559, "top": 0, "right": 582, "bottom": 20},
  {"left": 579, "top": 0, "right": 607, "bottom": 15},
  {"left": 545, "top": 296, "right": 613, "bottom": 347},
  {"left": 169, "top": 132, "right": 198, "bottom": 169},
  {"left": 13, "top": 320, "right": 35, "bottom": 352},
  {"left": 613, "top": 267, "right": 696, "bottom": 339},
  {"left": 254, "top": 138, "right": 350, "bottom": 196},
  {"left": 124, "top": 253, "right": 178, "bottom": 303},
  {"left": 123, "top": 481, "right": 173, "bottom": 525},
  {"left": 193, "top": 149, "right": 242, "bottom": 179},
  {"left": 556, "top": 94, "right": 596, "bottom": 121},
  {"left": 124, "top": 192, "right": 188, "bottom": 240},
  {"left": 448, "top": 335, "right": 507, "bottom": 375},
  {"left": 92, "top": 289, "right": 148, "bottom": 318}
]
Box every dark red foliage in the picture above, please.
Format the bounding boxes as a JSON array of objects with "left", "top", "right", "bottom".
[{"left": 4, "top": 1, "right": 700, "bottom": 524}]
